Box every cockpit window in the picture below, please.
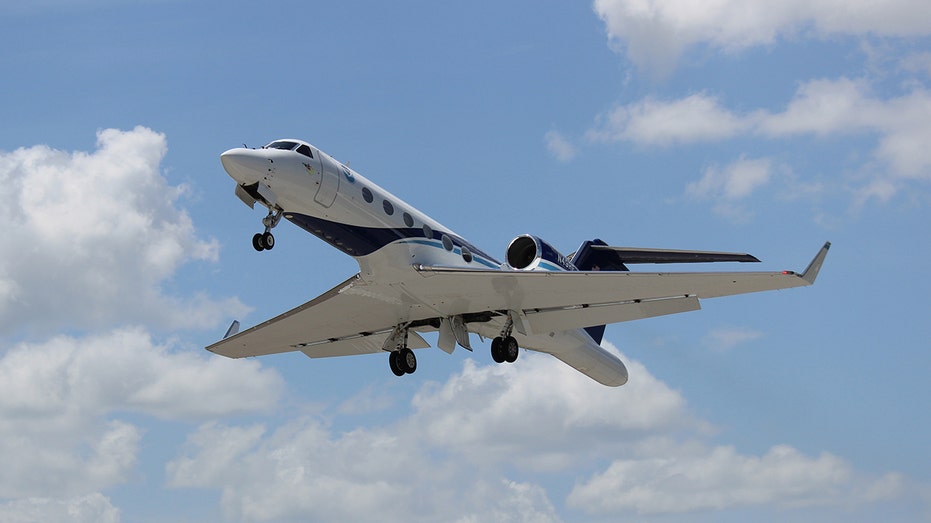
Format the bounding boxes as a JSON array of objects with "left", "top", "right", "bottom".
[
  {"left": 265, "top": 141, "right": 299, "bottom": 150},
  {"left": 296, "top": 144, "right": 314, "bottom": 158}
]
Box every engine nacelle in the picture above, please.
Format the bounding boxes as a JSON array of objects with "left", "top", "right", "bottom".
[{"left": 505, "top": 234, "right": 575, "bottom": 271}]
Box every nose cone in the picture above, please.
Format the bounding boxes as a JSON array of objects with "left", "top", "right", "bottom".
[{"left": 220, "top": 148, "right": 268, "bottom": 185}]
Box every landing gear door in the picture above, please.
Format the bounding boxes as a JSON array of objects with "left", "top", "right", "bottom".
[{"left": 315, "top": 152, "right": 341, "bottom": 208}]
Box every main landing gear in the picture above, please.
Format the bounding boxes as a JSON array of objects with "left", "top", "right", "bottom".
[
  {"left": 385, "top": 325, "right": 417, "bottom": 377},
  {"left": 252, "top": 208, "right": 282, "bottom": 251},
  {"left": 491, "top": 336, "right": 519, "bottom": 363},
  {"left": 389, "top": 348, "right": 417, "bottom": 376},
  {"left": 490, "top": 314, "right": 519, "bottom": 364}
]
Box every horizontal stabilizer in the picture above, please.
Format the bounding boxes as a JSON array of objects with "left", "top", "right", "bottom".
[{"left": 592, "top": 245, "right": 760, "bottom": 264}]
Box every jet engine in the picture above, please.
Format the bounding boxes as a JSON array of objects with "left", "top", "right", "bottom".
[{"left": 505, "top": 234, "right": 575, "bottom": 271}]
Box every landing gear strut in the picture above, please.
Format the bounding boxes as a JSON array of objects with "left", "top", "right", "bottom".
[
  {"left": 253, "top": 208, "right": 282, "bottom": 251},
  {"left": 491, "top": 313, "right": 519, "bottom": 364}
]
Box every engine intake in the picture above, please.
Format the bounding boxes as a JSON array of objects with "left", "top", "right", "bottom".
[{"left": 505, "top": 234, "right": 575, "bottom": 271}]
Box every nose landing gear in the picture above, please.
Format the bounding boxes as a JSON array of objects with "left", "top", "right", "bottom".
[{"left": 252, "top": 208, "right": 282, "bottom": 251}]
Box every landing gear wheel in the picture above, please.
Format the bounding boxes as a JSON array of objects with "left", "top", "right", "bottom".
[
  {"left": 397, "top": 348, "right": 417, "bottom": 374},
  {"left": 252, "top": 233, "right": 265, "bottom": 251},
  {"left": 389, "top": 351, "right": 405, "bottom": 377},
  {"left": 261, "top": 231, "right": 275, "bottom": 250},
  {"left": 504, "top": 336, "right": 519, "bottom": 363},
  {"left": 491, "top": 337, "right": 506, "bottom": 363}
]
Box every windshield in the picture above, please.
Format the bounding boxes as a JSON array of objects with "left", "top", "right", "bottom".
[{"left": 265, "top": 141, "right": 299, "bottom": 150}]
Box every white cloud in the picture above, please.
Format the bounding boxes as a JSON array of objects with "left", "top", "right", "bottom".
[
  {"left": 687, "top": 156, "right": 774, "bottom": 201},
  {"left": 590, "top": 79, "right": 931, "bottom": 205},
  {"left": 686, "top": 156, "right": 776, "bottom": 221},
  {"left": 409, "top": 345, "right": 706, "bottom": 470},
  {"left": 544, "top": 130, "right": 577, "bottom": 161},
  {"left": 588, "top": 93, "right": 754, "bottom": 146},
  {"left": 0, "top": 127, "right": 248, "bottom": 335},
  {"left": 163, "top": 344, "right": 914, "bottom": 521},
  {"left": 167, "top": 419, "right": 564, "bottom": 523},
  {"left": 165, "top": 342, "right": 915, "bottom": 520},
  {"left": 593, "top": 0, "right": 931, "bottom": 75},
  {"left": 166, "top": 345, "right": 696, "bottom": 521},
  {"left": 0, "top": 327, "right": 283, "bottom": 499},
  {"left": 0, "top": 417, "right": 140, "bottom": 499},
  {"left": 568, "top": 444, "right": 855, "bottom": 514},
  {"left": 0, "top": 493, "right": 120, "bottom": 523}
]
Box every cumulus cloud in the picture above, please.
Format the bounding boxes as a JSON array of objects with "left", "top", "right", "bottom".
[
  {"left": 686, "top": 156, "right": 777, "bottom": 221},
  {"left": 410, "top": 345, "right": 706, "bottom": 470},
  {"left": 164, "top": 343, "right": 908, "bottom": 521},
  {"left": 593, "top": 0, "right": 931, "bottom": 75},
  {"left": 166, "top": 346, "right": 694, "bottom": 521},
  {"left": 588, "top": 93, "right": 754, "bottom": 146},
  {"left": 0, "top": 493, "right": 120, "bottom": 523},
  {"left": 0, "top": 327, "right": 283, "bottom": 499},
  {"left": 588, "top": 79, "right": 931, "bottom": 205},
  {"left": 568, "top": 444, "right": 854, "bottom": 514},
  {"left": 0, "top": 127, "right": 248, "bottom": 336},
  {"left": 167, "top": 419, "right": 564, "bottom": 523}
]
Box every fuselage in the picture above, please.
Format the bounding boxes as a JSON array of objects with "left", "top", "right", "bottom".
[{"left": 220, "top": 139, "right": 629, "bottom": 386}]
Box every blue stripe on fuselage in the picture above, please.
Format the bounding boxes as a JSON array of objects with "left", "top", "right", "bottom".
[{"left": 286, "top": 213, "right": 500, "bottom": 265}]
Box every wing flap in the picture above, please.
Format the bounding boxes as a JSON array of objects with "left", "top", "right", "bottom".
[
  {"left": 523, "top": 296, "right": 701, "bottom": 334},
  {"left": 300, "top": 330, "right": 430, "bottom": 358}
]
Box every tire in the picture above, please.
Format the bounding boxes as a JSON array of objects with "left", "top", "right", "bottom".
[
  {"left": 491, "top": 337, "right": 506, "bottom": 363},
  {"left": 262, "top": 232, "right": 275, "bottom": 250},
  {"left": 252, "top": 233, "right": 265, "bottom": 251},
  {"left": 389, "top": 351, "right": 405, "bottom": 377},
  {"left": 504, "top": 336, "right": 519, "bottom": 363},
  {"left": 399, "top": 348, "right": 417, "bottom": 374}
]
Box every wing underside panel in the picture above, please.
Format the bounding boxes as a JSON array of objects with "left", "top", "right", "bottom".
[{"left": 300, "top": 330, "right": 431, "bottom": 358}]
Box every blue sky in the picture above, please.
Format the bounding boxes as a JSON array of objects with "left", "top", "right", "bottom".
[{"left": 1, "top": 1, "right": 929, "bottom": 521}]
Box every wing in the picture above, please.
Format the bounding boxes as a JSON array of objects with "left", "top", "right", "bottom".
[
  {"left": 206, "top": 274, "right": 432, "bottom": 359},
  {"left": 208, "top": 242, "right": 829, "bottom": 359},
  {"left": 411, "top": 242, "right": 830, "bottom": 335}
]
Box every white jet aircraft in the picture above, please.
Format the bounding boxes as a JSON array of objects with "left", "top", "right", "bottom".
[{"left": 207, "top": 139, "right": 830, "bottom": 386}]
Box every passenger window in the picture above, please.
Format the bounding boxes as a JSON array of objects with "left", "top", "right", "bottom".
[
  {"left": 442, "top": 234, "right": 453, "bottom": 251},
  {"left": 383, "top": 199, "right": 394, "bottom": 215},
  {"left": 362, "top": 187, "right": 374, "bottom": 203},
  {"left": 297, "top": 144, "right": 314, "bottom": 158},
  {"left": 403, "top": 212, "right": 414, "bottom": 228}
]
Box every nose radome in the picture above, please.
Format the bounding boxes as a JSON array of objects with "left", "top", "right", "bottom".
[{"left": 220, "top": 148, "right": 267, "bottom": 185}]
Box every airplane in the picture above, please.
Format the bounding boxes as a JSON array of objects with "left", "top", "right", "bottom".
[{"left": 207, "top": 138, "right": 830, "bottom": 387}]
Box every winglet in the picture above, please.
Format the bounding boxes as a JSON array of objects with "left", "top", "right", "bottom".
[
  {"left": 800, "top": 242, "right": 831, "bottom": 284},
  {"left": 223, "top": 320, "right": 241, "bottom": 339}
]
